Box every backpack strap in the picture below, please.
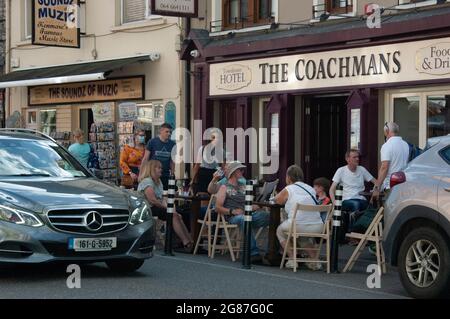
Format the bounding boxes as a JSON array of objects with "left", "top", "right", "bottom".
[{"left": 293, "top": 183, "right": 319, "bottom": 205}]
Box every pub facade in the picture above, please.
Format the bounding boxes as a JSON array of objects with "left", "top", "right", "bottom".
[{"left": 184, "top": 1, "right": 450, "bottom": 186}]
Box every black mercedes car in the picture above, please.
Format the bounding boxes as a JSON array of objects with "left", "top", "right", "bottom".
[{"left": 0, "top": 129, "right": 155, "bottom": 272}]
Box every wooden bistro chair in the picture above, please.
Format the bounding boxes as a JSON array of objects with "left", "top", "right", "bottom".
[
  {"left": 193, "top": 195, "right": 216, "bottom": 257},
  {"left": 280, "top": 203, "right": 333, "bottom": 273},
  {"left": 343, "top": 207, "right": 386, "bottom": 274},
  {"left": 211, "top": 210, "right": 241, "bottom": 262}
]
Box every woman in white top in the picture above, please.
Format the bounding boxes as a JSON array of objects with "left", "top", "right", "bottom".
[{"left": 275, "top": 165, "right": 324, "bottom": 270}]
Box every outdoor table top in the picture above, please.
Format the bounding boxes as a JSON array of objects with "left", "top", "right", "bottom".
[
  {"left": 163, "top": 193, "right": 210, "bottom": 201},
  {"left": 253, "top": 201, "right": 284, "bottom": 208}
]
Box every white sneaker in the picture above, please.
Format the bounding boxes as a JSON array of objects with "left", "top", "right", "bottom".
[
  {"left": 285, "top": 260, "right": 298, "bottom": 269},
  {"left": 306, "top": 262, "right": 323, "bottom": 271}
]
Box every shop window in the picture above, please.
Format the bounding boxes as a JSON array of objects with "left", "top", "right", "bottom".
[
  {"left": 40, "top": 110, "right": 57, "bottom": 135},
  {"left": 24, "top": 0, "right": 32, "bottom": 39},
  {"left": 121, "top": 0, "right": 160, "bottom": 24},
  {"left": 135, "top": 101, "right": 164, "bottom": 139},
  {"left": 393, "top": 96, "right": 420, "bottom": 146},
  {"left": 222, "top": 0, "right": 273, "bottom": 30},
  {"left": 427, "top": 95, "right": 450, "bottom": 139},
  {"left": 28, "top": 111, "right": 37, "bottom": 125}
]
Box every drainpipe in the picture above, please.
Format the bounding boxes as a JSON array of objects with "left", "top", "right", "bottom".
[{"left": 185, "top": 17, "right": 191, "bottom": 177}]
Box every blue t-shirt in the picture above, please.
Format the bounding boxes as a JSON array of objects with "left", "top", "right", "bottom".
[
  {"left": 146, "top": 137, "right": 176, "bottom": 177},
  {"left": 68, "top": 143, "right": 91, "bottom": 167}
]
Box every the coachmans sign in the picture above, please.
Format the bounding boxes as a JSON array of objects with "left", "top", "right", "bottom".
[
  {"left": 210, "top": 37, "right": 450, "bottom": 96},
  {"left": 32, "top": 0, "right": 80, "bottom": 48}
]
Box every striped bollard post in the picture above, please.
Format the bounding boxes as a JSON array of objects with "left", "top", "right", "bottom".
[
  {"left": 331, "top": 184, "right": 343, "bottom": 273},
  {"left": 243, "top": 180, "right": 254, "bottom": 269},
  {"left": 164, "top": 173, "right": 176, "bottom": 256}
]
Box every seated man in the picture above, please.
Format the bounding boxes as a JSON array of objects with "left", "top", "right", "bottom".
[
  {"left": 215, "top": 161, "right": 269, "bottom": 262},
  {"left": 330, "top": 149, "right": 377, "bottom": 214}
]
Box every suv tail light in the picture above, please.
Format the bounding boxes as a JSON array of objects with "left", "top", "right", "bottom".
[{"left": 390, "top": 172, "right": 406, "bottom": 188}]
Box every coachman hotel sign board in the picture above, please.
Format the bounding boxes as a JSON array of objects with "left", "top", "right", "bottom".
[
  {"left": 28, "top": 77, "right": 145, "bottom": 106},
  {"left": 210, "top": 37, "right": 450, "bottom": 96},
  {"left": 32, "top": 0, "right": 80, "bottom": 48},
  {"left": 151, "top": 0, "right": 198, "bottom": 18}
]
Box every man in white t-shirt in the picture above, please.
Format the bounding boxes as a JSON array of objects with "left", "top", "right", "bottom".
[
  {"left": 330, "top": 149, "right": 377, "bottom": 213},
  {"left": 373, "top": 122, "right": 409, "bottom": 199}
]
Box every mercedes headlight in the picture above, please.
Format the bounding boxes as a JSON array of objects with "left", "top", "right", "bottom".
[
  {"left": 129, "top": 200, "right": 152, "bottom": 225},
  {"left": 0, "top": 205, "right": 44, "bottom": 227}
]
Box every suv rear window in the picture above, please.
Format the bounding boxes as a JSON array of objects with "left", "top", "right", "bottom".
[{"left": 439, "top": 146, "right": 450, "bottom": 165}]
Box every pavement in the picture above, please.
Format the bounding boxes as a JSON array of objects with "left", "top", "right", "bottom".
[{"left": 0, "top": 244, "right": 409, "bottom": 299}]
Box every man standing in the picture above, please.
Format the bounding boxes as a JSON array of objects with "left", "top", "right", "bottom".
[
  {"left": 141, "top": 123, "right": 175, "bottom": 190},
  {"left": 372, "top": 122, "right": 409, "bottom": 199},
  {"left": 330, "top": 149, "right": 377, "bottom": 212}
]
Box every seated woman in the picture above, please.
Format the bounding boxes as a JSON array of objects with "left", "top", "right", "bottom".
[
  {"left": 138, "top": 160, "right": 193, "bottom": 253},
  {"left": 275, "top": 165, "right": 324, "bottom": 270},
  {"left": 120, "top": 130, "right": 146, "bottom": 189}
]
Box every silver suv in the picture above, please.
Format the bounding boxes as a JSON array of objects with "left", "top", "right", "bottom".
[{"left": 384, "top": 134, "right": 450, "bottom": 298}]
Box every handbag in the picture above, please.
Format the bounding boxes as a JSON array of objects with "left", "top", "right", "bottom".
[{"left": 121, "top": 174, "right": 134, "bottom": 188}]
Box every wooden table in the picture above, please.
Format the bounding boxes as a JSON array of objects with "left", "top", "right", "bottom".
[{"left": 253, "top": 201, "right": 284, "bottom": 266}]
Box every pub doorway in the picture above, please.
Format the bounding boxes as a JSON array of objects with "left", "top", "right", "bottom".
[{"left": 302, "top": 94, "right": 348, "bottom": 184}]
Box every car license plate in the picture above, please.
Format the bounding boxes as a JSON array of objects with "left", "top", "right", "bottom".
[{"left": 68, "top": 238, "right": 117, "bottom": 251}]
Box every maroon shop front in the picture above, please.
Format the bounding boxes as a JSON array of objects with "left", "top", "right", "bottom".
[{"left": 183, "top": 6, "right": 450, "bottom": 187}]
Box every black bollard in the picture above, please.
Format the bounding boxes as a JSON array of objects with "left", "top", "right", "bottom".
[
  {"left": 242, "top": 180, "right": 254, "bottom": 269},
  {"left": 330, "top": 184, "right": 343, "bottom": 273},
  {"left": 164, "top": 173, "right": 175, "bottom": 256}
]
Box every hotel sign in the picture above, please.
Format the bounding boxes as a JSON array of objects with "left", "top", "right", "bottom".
[
  {"left": 32, "top": 0, "right": 80, "bottom": 48},
  {"left": 29, "top": 76, "right": 145, "bottom": 106},
  {"left": 151, "top": 0, "right": 198, "bottom": 17},
  {"left": 210, "top": 37, "right": 450, "bottom": 96}
]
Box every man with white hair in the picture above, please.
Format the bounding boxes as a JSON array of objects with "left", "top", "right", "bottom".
[{"left": 373, "top": 122, "right": 409, "bottom": 199}]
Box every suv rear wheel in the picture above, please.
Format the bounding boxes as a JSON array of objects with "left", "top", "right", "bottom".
[
  {"left": 106, "top": 259, "right": 145, "bottom": 273},
  {"left": 398, "top": 227, "right": 450, "bottom": 298}
]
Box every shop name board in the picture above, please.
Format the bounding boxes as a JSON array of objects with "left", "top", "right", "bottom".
[
  {"left": 151, "top": 0, "right": 198, "bottom": 17},
  {"left": 29, "top": 77, "right": 145, "bottom": 106},
  {"left": 210, "top": 37, "right": 450, "bottom": 96},
  {"left": 32, "top": 0, "right": 80, "bottom": 48}
]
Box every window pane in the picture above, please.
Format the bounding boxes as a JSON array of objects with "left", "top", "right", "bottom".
[
  {"left": 393, "top": 96, "right": 420, "bottom": 146},
  {"left": 230, "top": 0, "right": 239, "bottom": 24},
  {"left": 259, "top": 0, "right": 270, "bottom": 19},
  {"left": 40, "top": 110, "right": 57, "bottom": 135},
  {"left": 123, "top": 0, "right": 146, "bottom": 23},
  {"left": 26, "top": 0, "right": 32, "bottom": 38},
  {"left": 427, "top": 95, "right": 450, "bottom": 139},
  {"left": 240, "top": 0, "right": 248, "bottom": 21}
]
